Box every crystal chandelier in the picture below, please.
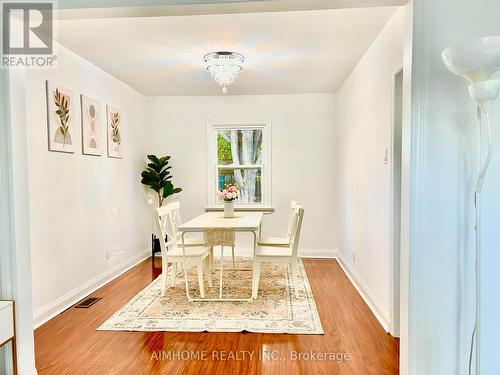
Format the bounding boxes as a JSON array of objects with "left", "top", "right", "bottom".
[{"left": 204, "top": 51, "right": 244, "bottom": 94}]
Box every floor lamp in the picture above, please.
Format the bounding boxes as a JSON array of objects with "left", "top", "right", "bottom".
[{"left": 442, "top": 36, "right": 500, "bottom": 375}]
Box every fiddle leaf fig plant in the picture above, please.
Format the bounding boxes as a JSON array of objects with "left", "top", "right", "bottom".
[{"left": 141, "top": 155, "right": 182, "bottom": 207}]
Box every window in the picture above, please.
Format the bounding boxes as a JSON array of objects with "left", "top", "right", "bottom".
[{"left": 207, "top": 121, "right": 271, "bottom": 207}]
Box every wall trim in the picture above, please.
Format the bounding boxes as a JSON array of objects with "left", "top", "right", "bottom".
[
  {"left": 33, "top": 250, "right": 150, "bottom": 329},
  {"left": 299, "top": 248, "right": 338, "bottom": 258},
  {"left": 336, "top": 252, "right": 391, "bottom": 332}
]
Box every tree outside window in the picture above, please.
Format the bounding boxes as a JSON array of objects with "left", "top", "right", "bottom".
[{"left": 217, "top": 129, "right": 263, "bottom": 204}]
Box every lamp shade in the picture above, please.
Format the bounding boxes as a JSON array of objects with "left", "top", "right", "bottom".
[{"left": 442, "top": 36, "right": 500, "bottom": 83}]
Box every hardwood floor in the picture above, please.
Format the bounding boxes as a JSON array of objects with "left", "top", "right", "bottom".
[{"left": 34, "top": 258, "right": 399, "bottom": 374}]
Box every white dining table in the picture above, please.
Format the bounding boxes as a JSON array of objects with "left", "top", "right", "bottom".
[{"left": 178, "top": 211, "right": 263, "bottom": 302}]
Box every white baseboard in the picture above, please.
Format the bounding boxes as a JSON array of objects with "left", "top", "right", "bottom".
[
  {"left": 33, "top": 249, "right": 150, "bottom": 329},
  {"left": 299, "top": 248, "right": 338, "bottom": 258},
  {"left": 335, "top": 252, "right": 390, "bottom": 332}
]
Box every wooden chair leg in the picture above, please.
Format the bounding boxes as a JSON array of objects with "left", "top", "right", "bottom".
[
  {"left": 196, "top": 262, "right": 205, "bottom": 298},
  {"left": 252, "top": 261, "right": 261, "bottom": 299}
]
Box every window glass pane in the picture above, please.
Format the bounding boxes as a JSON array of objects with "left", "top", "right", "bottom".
[
  {"left": 218, "top": 168, "right": 262, "bottom": 204},
  {"left": 217, "top": 129, "right": 262, "bottom": 166}
]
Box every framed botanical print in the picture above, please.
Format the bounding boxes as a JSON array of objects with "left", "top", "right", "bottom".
[
  {"left": 80, "top": 95, "right": 102, "bottom": 156},
  {"left": 107, "top": 105, "right": 123, "bottom": 158},
  {"left": 46, "top": 81, "right": 75, "bottom": 153}
]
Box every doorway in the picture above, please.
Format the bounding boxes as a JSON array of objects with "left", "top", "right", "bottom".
[{"left": 390, "top": 68, "right": 403, "bottom": 337}]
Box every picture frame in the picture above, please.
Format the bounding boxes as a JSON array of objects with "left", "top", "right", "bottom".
[
  {"left": 106, "top": 105, "right": 123, "bottom": 159},
  {"left": 80, "top": 94, "right": 103, "bottom": 156},
  {"left": 46, "top": 81, "right": 75, "bottom": 153}
]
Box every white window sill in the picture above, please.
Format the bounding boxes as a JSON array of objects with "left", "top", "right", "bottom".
[{"left": 205, "top": 206, "right": 275, "bottom": 214}]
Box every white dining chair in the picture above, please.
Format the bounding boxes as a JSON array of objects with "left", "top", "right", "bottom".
[
  {"left": 257, "top": 200, "right": 299, "bottom": 248},
  {"left": 156, "top": 205, "right": 212, "bottom": 298},
  {"left": 252, "top": 205, "right": 304, "bottom": 299},
  {"left": 167, "top": 201, "right": 205, "bottom": 247}
]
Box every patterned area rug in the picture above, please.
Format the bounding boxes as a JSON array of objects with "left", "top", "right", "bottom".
[{"left": 98, "top": 258, "right": 323, "bottom": 334}]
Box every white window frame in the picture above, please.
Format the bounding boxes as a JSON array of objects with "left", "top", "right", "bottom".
[{"left": 207, "top": 120, "right": 272, "bottom": 209}]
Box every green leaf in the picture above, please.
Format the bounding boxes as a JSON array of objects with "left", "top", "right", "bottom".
[
  {"left": 147, "top": 155, "right": 160, "bottom": 164},
  {"left": 161, "top": 181, "right": 182, "bottom": 199},
  {"left": 159, "top": 156, "right": 171, "bottom": 165},
  {"left": 142, "top": 154, "right": 181, "bottom": 201},
  {"left": 147, "top": 162, "right": 163, "bottom": 173},
  {"left": 146, "top": 166, "right": 159, "bottom": 174}
]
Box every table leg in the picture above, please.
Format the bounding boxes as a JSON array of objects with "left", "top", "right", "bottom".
[
  {"left": 182, "top": 231, "right": 193, "bottom": 302},
  {"left": 219, "top": 246, "right": 224, "bottom": 299},
  {"left": 251, "top": 229, "right": 257, "bottom": 300},
  {"left": 183, "top": 229, "right": 258, "bottom": 302}
]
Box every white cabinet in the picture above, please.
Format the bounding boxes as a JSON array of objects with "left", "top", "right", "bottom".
[{"left": 0, "top": 301, "right": 14, "bottom": 345}]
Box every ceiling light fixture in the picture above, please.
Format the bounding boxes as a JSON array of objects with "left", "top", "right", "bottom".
[{"left": 204, "top": 51, "right": 244, "bottom": 94}]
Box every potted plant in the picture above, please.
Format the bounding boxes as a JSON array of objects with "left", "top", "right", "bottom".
[
  {"left": 218, "top": 184, "right": 239, "bottom": 218},
  {"left": 141, "top": 155, "right": 182, "bottom": 256}
]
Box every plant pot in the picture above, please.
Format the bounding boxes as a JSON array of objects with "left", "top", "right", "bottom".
[
  {"left": 152, "top": 234, "right": 166, "bottom": 257},
  {"left": 152, "top": 234, "right": 161, "bottom": 257},
  {"left": 152, "top": 236, "right": 161, "bottom": 251},
  {"left": 224, "top": 201, "right": 235, "bottom": 218}
]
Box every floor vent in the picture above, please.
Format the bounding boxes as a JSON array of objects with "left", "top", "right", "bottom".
[{"left": 74, "top": 297, "right": 101, "bottom": 308}]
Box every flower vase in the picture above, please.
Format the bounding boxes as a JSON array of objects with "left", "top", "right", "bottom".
[{"left": 224, "top": 201, "right": 235, "bottom": 218}]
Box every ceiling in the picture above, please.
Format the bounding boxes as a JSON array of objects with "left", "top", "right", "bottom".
[{"left": 55, "top": 6, "right": 398, "bottom": 96}]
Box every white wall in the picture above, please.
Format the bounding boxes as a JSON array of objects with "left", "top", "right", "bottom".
[
  {"left": 335, "top": 8, "right": 405, "bottom": 329},
  {"left": 25, "top": 44, "right": 151, "bottom": 326},
  {"left": 409, "top": 0, "right": 500, "bottom": 374},
  {"left": 147, "top": 94, "right": 337, "bottom": 255}
]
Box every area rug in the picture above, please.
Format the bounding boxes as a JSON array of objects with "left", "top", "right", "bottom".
[{"left": 98, "top": 258, "right": 323, "bottom": 334}]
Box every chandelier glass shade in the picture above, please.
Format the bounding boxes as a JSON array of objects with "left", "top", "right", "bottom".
[{"left": 204, "top": 51, "right": 244, "bottom": 93}]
